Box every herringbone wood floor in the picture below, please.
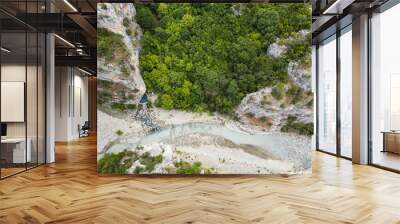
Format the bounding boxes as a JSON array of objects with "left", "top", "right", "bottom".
[{"left": 1, "top": 135, "right": 400, "bottom": 224}]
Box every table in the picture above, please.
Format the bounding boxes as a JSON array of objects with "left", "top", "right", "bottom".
[{"left": 1, "top": 138, "right": 31, "bottom": 164}]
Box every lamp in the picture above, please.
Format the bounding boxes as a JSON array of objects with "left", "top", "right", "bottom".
[
  {"left": 1, "top": 47, "right": 11, "bottom": 53},
  {"left": 54, "top": 34, "right": 75, "bottom": 48},
  {"left": 63, "top": 0, "right": 78, "bottom": 12}
]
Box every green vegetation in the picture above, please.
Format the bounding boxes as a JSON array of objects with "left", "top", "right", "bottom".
[
  {"left": 287, "top": 85, "right": 303, "bottom": 104},
  {"left": 283, "top": 32, "right": 312, "bottom": 66},
  {"left": 158, "top": 94, "right": 174, "bottom": 109},
  {"left": 174, "top": 160, "right": 214, "bottom": 174},
  {"left": 98, "top": 147, "right": 164, "bottom": 174},
  {"left": 271, "top": 84, "right": 285, "bottom": 100},
  {"left": 97, "top": 27, "right": 130, "bottom": 62},
  {"left": 98, "top": 147, "right": 217, "bottom": 175},
  {"left": 306, "top": 98, "right": 313, "bottom": 108},
  {"left": 115, "top": 129, "right": 124, "bottom": 136},
  {"left": 111, "top": 102, "right": 126, "bottom": 111},
  {"left": 123, "top": 17, "right": 130, "bottom": 27},
  {"left": 126, "top": 104, "right": 137, "bottom": 110},
  {"left": 98, "top": 90, "right": 112, "bottom": 106},
  {"left": 98, "top": 150, "right": 137, "bottom": 174},
  {"left": 175, "top": 161, "right": 202, "bottom": 174},
  {"left": 120, "top": 64, "right": 131, "bottom": 77},
  {"left": 139, "top": 152, "right": 163, "bottom": 172},
  {"left": 126, "top": 28, "right": 133, "bottom": 36},
  {"left": 137, "top": 3, "right": 311, "bottom": 115},
  {"left": 281, "top": 116, "right": 313, "bottom": 136},
  {"left": 98, "top": 80, "right": 138, "bottom": 112},
  {"left": 136, "top": 6, "right": 159, "bottom": 30}
]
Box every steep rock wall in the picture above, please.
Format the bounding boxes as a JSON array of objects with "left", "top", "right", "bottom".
[{"left": 97, "top": 3, "right": 145, "bottom": 105}]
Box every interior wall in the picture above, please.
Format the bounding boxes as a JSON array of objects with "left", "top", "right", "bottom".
[
  {"left": 55, "top": 66, "right": 69, "bottom": 141},
  {"left": 73, "top": 72, "right": 89, "bottom": 137},
  {"left": 55, "top": 67, "right": 89, "bottom": 141},
  {"left": 1, "top": 64, "right": 27, "bottom": 137}
]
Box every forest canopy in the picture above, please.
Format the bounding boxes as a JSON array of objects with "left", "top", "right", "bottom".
[{"left": 137, "top": 3, "right": 311, "bottom": 115}]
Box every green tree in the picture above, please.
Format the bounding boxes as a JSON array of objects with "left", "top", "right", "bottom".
[
  {"left": 158, "top": 94, "right": 174, "bottom": 109},
  {"left": 136, "top": 6, "right": 158, "bottom": 31},
  {"left": 137, "top": 3, "right": 311, "bottom": 115}
]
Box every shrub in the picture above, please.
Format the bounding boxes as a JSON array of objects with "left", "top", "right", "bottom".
[
  {"left": 281, "top": 116, "right": 313, "bottom": 136},
  {"left": 98, "top": 79, "right": 113, "bottom": 89},
  {"left": 120, "top": 64, "right": 131, "bottom": 77},
  {"left": 175, "top": 161, "right": 202, "bottom": 174},
  {"left": 98, "top": 90, "right": 112, "bottom": 105},
  {"left": 134, "top": 166, "right": 144, "bottom": 174},
  {"left": 138, "top": 152, "right": 163, "bottom": 172},
  {"left": 98, "top": 148, "right": 164, "bottom": 174},
  {"left": 306, "top": 99, "right": 313, "bottom": 108},
  {"left": 111, "top": 102, "right": 126, "bottom": 111},
  {"left": 136, "top": 6, "right": 158, "bottom": 31},
  {"left": 158, "top": 94, "right": 174, "bottom": 110},
  {"left": 115, "top": 129, "right": 124, "bottom": 136},
  {"left": 271, "top": 84, "right": 284, "bottom": 100},
  {"left": 97, "top": 150, "right": 136, "bottom": 174},
  {"left": 287, "top": 85, "right": 303, "bottom": 104},
  {"left": 123, "top": 17, "right": 130, "bottom": 27},
  {"left": 125, "top": 104, "right": 137, "bottom": 110},
  {"left": 147, "top": 100, "right": 153, "bottom": 108},
  {"left": 126, "top": 28, "right": 133, "bottom": 36},
  {"left": 97, "top": 28, "right": 129, "bottom": 61}
]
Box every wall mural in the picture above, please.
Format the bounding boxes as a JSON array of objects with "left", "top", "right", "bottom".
[{"left": 97, "top": 3, "right": 313, "bottom": 175}]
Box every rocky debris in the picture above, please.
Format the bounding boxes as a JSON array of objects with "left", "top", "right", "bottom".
[
  {"left": 97, "top": 3, "right": 145, "bottom": 103},
  {"left": 267, "top": 42, "right": 287, "bottom": 58},
  {"left": 134, "top": 104, "right": 160, "bottom": 132},
  {"left": 287, "top": 61, "right": 311, "bottom": 91},
  {"left": 128, "top": 143, "right": 174, "bottom": 174},
  {"left": 97, "top": 110, "right": 144, "bottom": 154},
  {"left": 235, "top": 87, "right": 313, "bottom": 132},
  {"left": 124, "top": 136, "right": 297, "bottom": 174}
]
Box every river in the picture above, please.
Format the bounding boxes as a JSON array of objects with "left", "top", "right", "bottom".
[{"left": 104, "top": 122, "right": 312, "bottom": 171}]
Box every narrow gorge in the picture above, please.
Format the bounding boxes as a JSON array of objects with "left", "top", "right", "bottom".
[{"left": 97, "top": 3, "right": 313, "bottom": 175}]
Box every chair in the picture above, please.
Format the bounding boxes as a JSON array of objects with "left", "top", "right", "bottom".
[{"left": 79, "top": 121, "right": 90, "bottom": 138}]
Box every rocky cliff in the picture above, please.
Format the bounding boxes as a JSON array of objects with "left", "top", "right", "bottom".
[
  {"left": 236, "top": 31, "right": 313, "bottom": 133},
  {"left": 97, "top": 3, "right": 145, "bottom": 110}
]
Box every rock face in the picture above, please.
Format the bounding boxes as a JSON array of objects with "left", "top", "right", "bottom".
[
  {"left": 238, "top": 29, "right": 313, "bottom": 132},
  {"left": 267, "top": 42, "right": 287, "bottom": 58},
  {"left": 236, "top": 87, "right": 313, "bottom": 132},
  {"left": 97, "top": 3, "right": 145, "bottom": 102},
  {"left": 288, "top": 61, "right": 311, "bottom": 91}
]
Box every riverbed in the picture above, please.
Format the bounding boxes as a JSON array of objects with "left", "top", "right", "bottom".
[{"left": 102, "top": 122, "right": 312, "bottom": 172}]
